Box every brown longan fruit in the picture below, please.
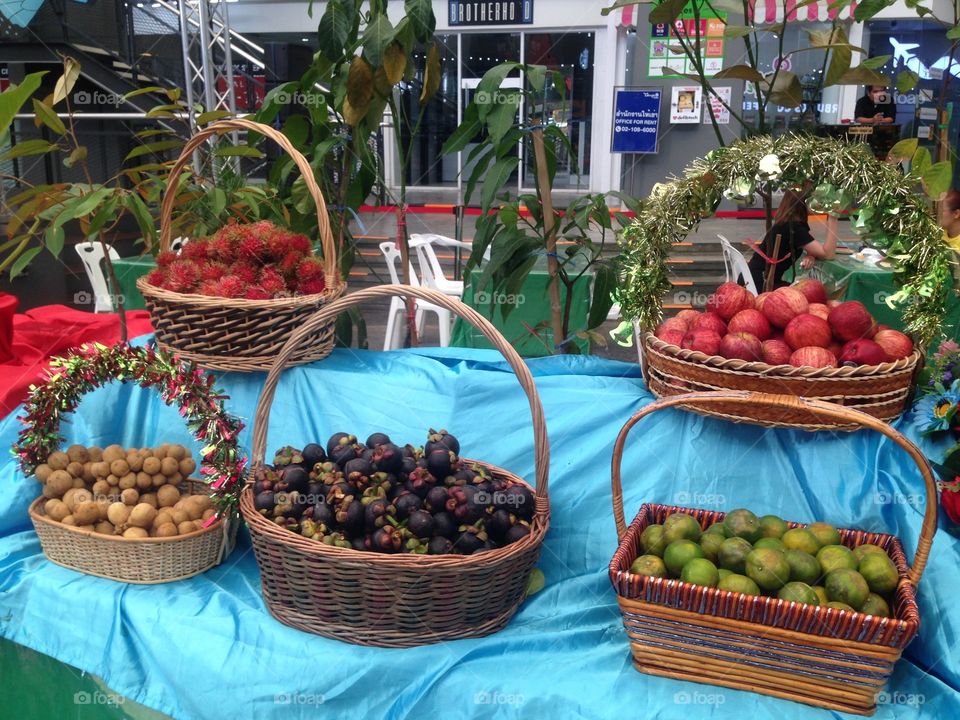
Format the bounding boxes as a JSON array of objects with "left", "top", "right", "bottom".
[
  {"left": 154, "top": 510, "right": 174, "bottom": 527},
  {"left": 179, "top": 458, "right": 197, "bottom": 477},
  {"left": 123, "top": 527, "right": 148, "bottom": 539},
  {"left": 166, "top": 472, "right": 183, "bottom": 487},
  {"left": 67, "top": 445, "right": 90, "bottom": 463},
  {"left": 43, "top": 470, "right": 74, "bottom": 498},
  {"left": 140, "top": 493, "right": 158, "bottom": 509},
  {"left": 167, "top": 444, "right": 187, "bottom": 461},
  {"left": 75, "top": 524, "right": 96, "bottom": 533},
  {"left": 160, "top": 457, "right": 179, "bottom": 477},
  {"left": 44, "top": 499, "right": 70, "bottom": 522},
  {"left": 128, "top": 503, "right": 158, "bottom": 529},
  {"left": 201, "top": 508, "right": 217, "bottom": 521},
  {"left": 94, "top": 498, "right": 111, "bottom": 521},
  {"left": 109, "top": 459, "right": 130, "bottom": 477},
  {"left": 73, "top": 501, "right": 101, "bottom": 526},
  {"left": 155, "top": 522, "right": 179, "bottom": 538},
  {"left": 81, "top": 462, "right": 96, "bottom": 483},
  {"left": 126, "top": 453, "right": 144, "bottom": 472},
  {"left": 157, "top": 485, "right": 180, "bottom": 508},
  {"left": 183, "top": 500, "right": 203, "bottom": 521},
  {"left": 34, "top": 463, "right": 53, "bottom": 483},
  {"left": 136, "top": 472, "right": 153, "bottom": 490},
  {"left": 91, "top": 480, "right": 111, "bottom": 499},
  {"left": 142, "top": 456, "right": 161, "bottom": 475},
  {"left": 151, "top": 473, "right": 166, "bottom": 488},
  {"left": 190, "top": 494, "right": 213, "bottom": 512},
  {"left": 170, "top": 509, "right": 190, "bottom": 525},
  {"left": 107, "top": 502, "right": 131, "bottom": 528},
  {"left": 91, "top": 461, "right": 110, "bottom": 479},
  {"left": 102, "top": 446, "right": 124, "bottom": 464},
  {"left": 65, "top": 461, "right": 83, "bottom": 479},
  {"left": 121, "top": 488, "right": 140, "bottom": 506},
  {"left": 151, "top": 446, "right": 167, "bottom": 459},
  {"left": 177, "top": 521, "right": 197, "bottom": 535},
  {"left": 106, "top": 474, "right": 120, "bottom": 487},
  {"left": 47, "top": 451, "right": 70, "bottom": 470},
  {"left": 71, "top": 478, "right": 85, "bottom": 489},
  {"left": 94, "top": 521, "right": 115, "bottom": 535},
  {"left": 61, "top": 515, "right": 77, "bottom": 526},
  {"left": 87, "top": 446, "right": 103, "bottom": 462},
  {"left": 64, "top": 487, "right": 93, "bottom": 511},
  {"left": 118, "top": 473, "right": 137, "bottom": 490}
]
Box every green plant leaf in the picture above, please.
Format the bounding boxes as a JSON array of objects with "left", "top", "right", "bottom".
[
  {"left": 600, "top": 0, "right": 651, "bottom": 16},
  {"left": 911, "top": 146, "right": 932, "bottom": 177},
  {"left": 723, "top": 25, "right": 754, "bottom": 39},
  {"left": 896, "top": 69, "right": 919, "bottom": 93},
  {"left": 526, "top": 64, "right": 547, "bottom": 93},
  {"left": 587, "top": 263, "right": 617, "bottom": 330},
  {"left": 317, "top": 0, "right": 350, "bottom": 60},
  {"left": 712, "top": 65, "right": 765, "bottom": 83},
  {"left": 948, "top": 25, "right": 960, "bottom": 40},
  {"left": 861, "top": 55, "right": 891, "bottom": 69},
  {"left": 0, "top": 72, "right": 47, "bottom": 134},
  {"left": 71, "top": 187, "right": 113, "bottom": 217},
  {"left": 44, "top": 225, "right": 65, "bottom": 257},
  {"left": 888, "top": 137, "right": 918, "bottom": 161},
  {"left": 124, "top": 140, "right": 183, "bottom": 161},
  {"left": 923, "top": 162, "right": 953, "bottom": 199},
  {"left": 404, "top": 0, "right": 435, "bottom": 43},
  {"left": 825, "top": 32, "right": 852, "bottom": 87},
  {"left": 122, "top": 86, "right": 165, "bottom": 100},
  {"left": 441, "top": 101, "right": 481, "bottom": 155},
  {"left": 64, "top": 145, "right": 87, "bottom": 168},
  {"left": 213, "top": 145, "right": 265, "bottom": 158},
  {"left": 1, "top": 139, "right": 56, "bottom": 161},
  {"left": 649, "top": 0, "right": 687, "bottom": 23},
  {"left": 32, "top": 98, "right": 66, "bottom": 135},
  {"left": 481, "top": 156, "right": 519, "bottom": 212},
  {"left": 769, "top": 72, "right": 803, "bottom": 108},
  {"left": 853, "top": 0, "right": 893, "bottom": 22},
  {"left": 53, "top": 57, "right": 81, "bottom": 106},
  {"left": 10, "top": 246, "right": 42, "bottom": 279},
  {"left": 476, "top": 62, "right": 520, "bottom": 121},
  {"left": 486, "top": 93, "right": 519, "bottom": 145},
  {"left": 125, "top": 193, "right": 156, "bottom": 249},
  {"left": 196, "top": 110, "right": 234, "bottom": 125},
  {"left": 835, "top": 65, "right": 888, "bottom": 86},
  {"left": 464, "top": 146, "right": 496, "bottom": 206},
  {"left": 420, "top": 43, "right": 441, "bottom": 103},
  {"left": 361, "top": 13, "right": 395, "bottom": 68}
]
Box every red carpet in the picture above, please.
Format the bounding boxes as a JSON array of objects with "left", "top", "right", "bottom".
[{"left": 0, "top": 298, "right": 154, "bottom": 418}]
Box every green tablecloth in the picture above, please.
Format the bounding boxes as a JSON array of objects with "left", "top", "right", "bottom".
[
  {"left": 110, "top": 257, "right": 155, "bottom": 312},
  {"left": 450, "top": 255, "right": 592, "bottom": 356},
  {"left": 806, "top": 254, "right": 960, "bottom": 339}
]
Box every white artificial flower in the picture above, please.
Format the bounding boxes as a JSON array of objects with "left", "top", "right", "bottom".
[
  {"left": 757, "top": 153, "right": 781, "bottom": 180},
  {"left": 650, "top": 182, "right": 670, "bottom": 199}
]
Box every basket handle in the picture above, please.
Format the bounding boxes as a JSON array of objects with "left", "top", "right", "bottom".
[
  {"left": 250, "top": 284, "right": 550, "bottom": 504},
  {"left": 158, "top": 118, "right": 339, "bottom": 284},
  {"left": 611, "top": 390, "right": 937, "bottom": 588}
]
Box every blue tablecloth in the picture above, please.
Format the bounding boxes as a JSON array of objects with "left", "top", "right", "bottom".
[{"left": 1, "top": 343, "right": 959, "bottom": 719}]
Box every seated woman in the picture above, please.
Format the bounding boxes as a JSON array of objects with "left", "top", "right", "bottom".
[{"left": 748, "top": 190, "right": 839, "bottom": 291}]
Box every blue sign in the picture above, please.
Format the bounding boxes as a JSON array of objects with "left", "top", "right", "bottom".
[{"left": 611, "top": 88, "right": 662, "bottom": 154}]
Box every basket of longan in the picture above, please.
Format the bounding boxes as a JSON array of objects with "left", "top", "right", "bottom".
[{"left": 13, "top": 344, "right": 246, "bottom": 584}]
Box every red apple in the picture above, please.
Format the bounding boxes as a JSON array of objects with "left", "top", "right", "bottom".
[
  {"left": 692, "top": 312, "right": 727, "bottom": 337},
  {"left": 808, "top": 303, "right": 830, "bottom": 321},
  {"left": 839, "top": 339, "right": 889, "bottom": 366},
  {"left": 828, "top": 301, "right": 876, "bottom": 341},
  {"left": 706, "top": 282, "right": 755, "bottom": 321},
  {"left": 762, "top": 287, "right": 809, "bottom": 328},
  {"left": 792, "top": 278, "right": 828, "bottom": 304},
  {"left": 784, "top": 314, "right": 833, "bottom": 350},
  {"left": 761, "top": 339, "right": 793, "bottom": 365},
  {"left": 656, "top": 317, "right": 689, "bottom": 337},
  {"left": 789, "top": 346, "right": 838, "bottom": 369},
  {"left": 873, "top": 329, "right": 914, "bottom": 360},
  {"left": 727, "top": 309, "right": 772, "bottom": 340},
  {"left": 682, "top": 329, "right": 722, "bottom": 356},
  {"left": 718, "top": 332, "right": 762, "bottom": 361},
  {"left": 827, "top": 341, "right": 844, "bottom": 360},
  {"left": 755, "top": 292, "right": 773, "bottom": 313},
  {"left": 826, "top": 299, "right": 842, "bottom": 308},
  {"left": 656, "top": 329, "right": 686, "bottom": 346},
  {"left": 675, "top": 309, "right": 701, "bottom": 328}
]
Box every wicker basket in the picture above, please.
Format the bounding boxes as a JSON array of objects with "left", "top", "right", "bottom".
[
  {"left": 138, "top": 118, "right": 344, "bottom": 373},
  {"left": 240, "top": 284, "right": 550, "bottom": 647},
  {"left": 642, "top": 332, "right": 922, "bottom": 429},
  {"left": 609, "top": 391, "right": 934, "bottom": 716},
  {"left": 29, "top": 479, "right": 236, "bottom": 584}
]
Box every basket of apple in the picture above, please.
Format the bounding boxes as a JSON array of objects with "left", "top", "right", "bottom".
[{"left": 642, "top": 279, "right": 921, "bottom": 429}]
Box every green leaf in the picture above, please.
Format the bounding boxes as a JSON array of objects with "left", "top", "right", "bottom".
[
  {"left": 122, "top": 86, "right": 165, "bottom": 100},
  {"left": 125, "top": 193, "right": 156, "bottom": 248},
  {"left": 211, "top": 187, "right": 227, "bottom": 217},
  {"left": 888, "top": 138, "right": 918, "bottom": 161},
  {"left": 712, "top": 65, "right": 765, "bottom": 83},
  {"left": 196, "top": 110, "right": 234, "bottom": 125},
  {"left": 165, "top": 88, "right": 181, "bottom": 102},
  {"left": 486, "top": 93, "right": 520, "bottom": 145},
  {"left": 63, "top": 145, "right": 87, "bottom": 168},
  {"left": 464, "top": 147, "right": 496, "bottom": 206},
  {"left": 361, "top": 14, "right": 395, "bottom": 68},
  {"left": 281, "top": 114, "right": 310, "bottom": 148},
  {"left": 481, "top": 156, "right": 519, "bottom": 212},
  {"left": 861, "top": 55, "right": 891, "bottom": 69},
  {"left": 923, "top": 162, "right": 953, "bottom": 199},
  {"left": 10, "top": 246, "right": 42, "bottom": 279},
  {"left": 53, "top": 57, "right": 80, "bottom": 106},
  {"left": 947, "top": 25, "right": 960, "bottom": 40},
  {"left": 526, "top": 64, "right": 547, "bottom": 93},
  {"left": 0, "top": 72, "right": 47, "bottom": 135},
  {"left": 420, "top": 43, "right": 441, "bottom": 103},
  {"left": 587, "top": 264, "right": 617, "bottom": 329},
  {"left": 476, "top": 62, "right": 521, "bottom": 121},
  {"left": 835, "top": 65, "right": 888, "bottom": 86},
  {"left": 32, "top": 98, "right": 66, "bottom": 135},
  {"left": 71, "top": 187, "right": 113, "bottom": 217},
  {"left": 317, "top": 0, "right": 350, "bottom": 60},
  {"left": 649, "top": 0, "right": 687, "bottom": 24},
  {"left": 124, "top": 140, "right": 183, "bottom": 161},
  {"left": 404, "top": 0, "right": 435, "bottom": 43},
  {"left": 213, "top": 145, "right": 265, "bottom": 158},
  {"left": 723, "top": 26, "right": 754, "bottom": 39},
  {"left": 44, "top": 225, "right": 65, "bottom": 257},
  {"left": 768, "top": 71, "right": 802, "bottom": 108},
  {"left": 824, "top": 28, "right": 852, "bottom": 88},
  {"left": 2, "top": 139, "right": 57, "bottom": 161},
  {"left": 853, "top": 0, "right": 893, "bottom": 22},
  {"left": 896, "top": 69, "right": 919, "bottom": 93},
  {"left": 600, "top": 0, "right": 648, "bottom": 15},
  {"left": 911, "top": 146, "right": 932, "bottom": 177},
  {"left": 441, "top": 101, "right": 481, "bottom": 155}
]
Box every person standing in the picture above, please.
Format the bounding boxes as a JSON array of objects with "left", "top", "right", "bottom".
[{"left": 855, "top": 85, "right": 896, "bottom": 125}]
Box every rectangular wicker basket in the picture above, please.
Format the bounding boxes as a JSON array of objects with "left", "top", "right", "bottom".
[{"left": 609, "top": 391, "right": 934, "bottom": 716}]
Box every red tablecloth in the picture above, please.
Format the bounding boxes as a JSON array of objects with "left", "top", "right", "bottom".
[{"left": 0, "top": 303, "right": 154, "bottom": 418}]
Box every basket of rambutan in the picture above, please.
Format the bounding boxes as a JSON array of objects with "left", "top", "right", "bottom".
[{"left": 137, "top": 119, "right": 344, "bottom": 372}]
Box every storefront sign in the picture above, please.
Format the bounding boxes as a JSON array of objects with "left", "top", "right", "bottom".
[
  {"left": 670, "top": 85, "right": 702, "bottom": 124},
  {"left": 448, "top": 1, "right": 533, "bottom": 25},
  {"left": 611, "top": 88, "right": 662, "bottom": 154},
  {"left": 703, "top": 86, "right": 731, "bottom": 125},
  {"left": 648, "top": 1, "right": 726, "bottom": 79}
]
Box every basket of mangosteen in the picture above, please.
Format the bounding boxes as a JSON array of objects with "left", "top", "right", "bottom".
[
  {"left": 239, "top": 285, "right": 549, "bottom": 647},
  {"left": 642, "top": 279, "right": 922, "bottom": 429},
  {"left": 609, "top": 391, "right": 935, "bottom": 716},
  {"left": 137, "top": 118, "right": 345, "bottom": 373},
  {"left": 12, "top": 343, "right": 246, "bottom": 584}
]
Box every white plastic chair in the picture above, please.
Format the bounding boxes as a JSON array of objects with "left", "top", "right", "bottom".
[
  {"left": 379, "top": 242, "right": 453, "bottom": 349},
  {"left": 409, "top": 234, "right": 465, "bottom": 299},
  {"left": 717, "top": 233, "right": 759, "bottom": 295},
  {"left": 75, "top": 241, "right": 121, "bottom": 312},
  {"left": 171, "top": 236, "right": 188, "bottom": 253}
]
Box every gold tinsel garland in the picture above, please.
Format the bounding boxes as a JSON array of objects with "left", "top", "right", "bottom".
[{"left": 618, "top": 134, "right": 951, "bottom": 347}]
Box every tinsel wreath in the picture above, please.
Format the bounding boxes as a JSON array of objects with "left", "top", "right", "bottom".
[
  {"left": 11, "top": 343, "right": 247, "bottom": 514},
  {"left": 617, "top": 134, "right": 952, "bottom": 346}
]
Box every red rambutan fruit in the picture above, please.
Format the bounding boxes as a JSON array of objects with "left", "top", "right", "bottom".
[
  {"left": 296, "top": 257, "right": 325, "bottom": 282},
  {"left": 298, "top": 277, "right": 327, "bottom": 296},
  {"left": 165, "top": 260, "right": 201, "bottom": 294},
  {"left": 145, "top": 269, "right": 166, "bottom": 287},
  {"left": 217, "top": 275, "right": 247, "bottom": 299}
]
